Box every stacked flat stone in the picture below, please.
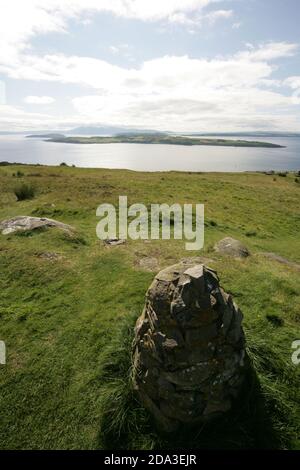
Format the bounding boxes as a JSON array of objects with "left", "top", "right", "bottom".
[{"left": 132, "top": 263, "right": 247, "bottom": 433}]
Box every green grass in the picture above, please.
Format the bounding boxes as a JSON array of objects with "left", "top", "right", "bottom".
[
  {"left": 14, "top": 182, "right": 36, "bottom": 201},
  {"left": 0, "top": 165, "right": 299, "bottom": 449}
]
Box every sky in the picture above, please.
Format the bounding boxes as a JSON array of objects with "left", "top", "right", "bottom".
[{"left": 0, "top": 0, "right": 300, "bottom": 132}]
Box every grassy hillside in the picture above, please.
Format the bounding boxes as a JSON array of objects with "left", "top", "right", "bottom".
[{"left": 0, "top": 165, "right": 299, "bottom": 449}]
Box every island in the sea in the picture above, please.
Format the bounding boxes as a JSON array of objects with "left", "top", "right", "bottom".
[{"left": 42, "top": 133, "right": 285, "bottom": 148}]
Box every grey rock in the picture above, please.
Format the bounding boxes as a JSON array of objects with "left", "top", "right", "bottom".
[
  {"left": 132, "top": 263, "right": 247, "bottom": 433},
  {"left": 0, "top": 216, "right": 73, "bottom": 235},
  {"left": 214, "top": 237, "right": 250, "bottom": 258},
  {"left": 259, "top": 252, "right": 300, "bottom": 271},
  {"left": 180, "top": 256, "right": 215, "bottom": 265},
  {"left": 35, "top": 251, "right": 63, "bottom": 261},
  {"left": 103, "top": 238, "right": 126, "bottom": 246}
]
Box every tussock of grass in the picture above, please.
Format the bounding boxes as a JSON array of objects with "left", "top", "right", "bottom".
[
  {"left": 31, "top": 206, "right": 85, "bottom": 218},
  {"left": 14, "top": 226, "right": 48, "bottom": 237},
  {"left": 12, "top": 170, "right": 24, "bottom": 178},
  {"left": 14, "top": 183, "right": 36, "bottom": 201},
  {"left": 97, "top": 312, "right": 157, "bottom": 450},
  {"left": 60, "top": 231, "right": 88, "bottom": 246}
]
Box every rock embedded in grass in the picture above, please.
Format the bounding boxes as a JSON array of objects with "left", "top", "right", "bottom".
[
  {"left": 34, "top": 251, "right": 63, "bottom": 262},
  {"left": 0, "top": 216, "right": 73, "bottom": 235},
  {"left": 137, "top": 257, "right": 159, "bottom": 272},
  {"left": 103, "top": 238, "right": 126, "bottom": 246},
  {"left": 259, "top": 252, "right": 300, "bottom": 271},
  {"left": 214, "top": 237, "right": 250, "bottom": 258},
  {"left": 132, "top": 263, "right": 247, "bottom": 433}
]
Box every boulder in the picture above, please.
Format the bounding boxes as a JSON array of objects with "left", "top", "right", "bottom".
[
  {"left": 0, "top": 216, "right": 73, "bottom": 235},
  {"left": 214, "top": 237, "right": 250, "bottom": 258},
  {"left": 132, "top": 263, "right": 247, "bottom": 433}
]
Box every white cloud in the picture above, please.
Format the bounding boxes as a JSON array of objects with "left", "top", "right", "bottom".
[
  {"left": 24, "top": 95, "right": 55, "bottom": 104},
  {"left": 0, "top": 0, "right": 231, "bottom": 51},
  {"left": 0, "top": 1, "right": 299, "bottom": 132},
  {"left": 0, "top": 103, "right": 89, "bottom": 131},
  {"left": 109, "top": 44, "right": 133, "bottom": 60},
  {"left": 0, "top": 104, "right": 56, "bottom": 130},
  {"left": 109, "top": 46, "right": 121, "bottom": 55},
  {"left": 284, "top": 77, "right": 300, "bottom": 105},
  {"left": 167, "top": 8, "right": 233, "bottom": 27},
  {"left": 65, "top": 43, "right": 299, "bottom": 132},
  {"left": 0, "top": 1, "right": 235, "bottom": 74},
  {"left": 204, "top": 9, "right": 233, "bottom": 25},
  {"left": 0, "top": 40, "right": 299, "bottom": 132},
  {"left": 237, "top": 42, "right": 298, "bottom": 61},
  {"left": 1, "top": 42, "right": 294, "bottom": 89},
  {"left": 285, "top": 76, "right": 300, "bottom": 90}
]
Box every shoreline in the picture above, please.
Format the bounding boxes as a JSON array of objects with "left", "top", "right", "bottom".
[
  {"left": 43, "top": 134, "right": 285, "bottom": 148},
  {"left": 0, "top": 161, "right": 296, "bottom": 174}
]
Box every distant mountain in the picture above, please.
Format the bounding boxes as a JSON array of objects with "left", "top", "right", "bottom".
[
  {"left": 186, "top": 131, "right": 300, "bottom": 138},
  {"left": 26, "top": 133, "right": 65, "bottom": 139},
  {"left": 68, "top": 126, "right": 300, "bottom": 137},
  {"left": 1, "top": 128, "right": 299, "bottom": 137},
  {"left": 1, "top": 126, "right": 165, "bottom": 136},
  {"left": 0, "top": 130, "right": 63, "bottom": 135},
  {"left": 0, "top": 131, "right": 31, "bottom": 135},
  {"left": 66, "top": 126, "right": 166, "bottom": 136}
]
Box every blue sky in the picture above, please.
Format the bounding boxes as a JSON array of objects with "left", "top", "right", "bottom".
[{"left": 0, "top": 0, "right": 300, "bottom": 132}]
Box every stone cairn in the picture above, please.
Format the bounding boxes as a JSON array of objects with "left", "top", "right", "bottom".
[{"left": 132, "top": 263, "right": 247, "bottom": 433}]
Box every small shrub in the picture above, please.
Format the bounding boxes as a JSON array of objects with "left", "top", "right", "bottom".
[
  {"left": 12, "top": 170, "right": 24, "bottom": 177},
  {"left": 209, "top": 220, "right": 218, "bottom": 227},
  {"left": 15, "top": 226, "right": 47, "bottom": 238},
  {"left": 60, "top": 162, "right": 68, "bottom": 167},
  {"left": 16, "top": 312, "right": 28, "bottom": 322},
  {"left": 14, "top": 183, "right": 36, "bottom": 201},
  {"left": 206, "top": 243, "right": 214, "bottom": 253},
  {"left": 61, "top": 231, "right": 88, "bottom": 246},
  {"left": 277, "top": 172, "right": 287, "bottom": 177},
  {"left": 245, "top": 230, "right": 257, "bottom": 237},
  {"left": 266, "top": 314, "right": 284, "bottom": 327}
]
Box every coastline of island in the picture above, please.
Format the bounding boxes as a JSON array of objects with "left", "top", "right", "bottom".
[{"left": 37, "top": 133, "right": 285, "bottom": 148}]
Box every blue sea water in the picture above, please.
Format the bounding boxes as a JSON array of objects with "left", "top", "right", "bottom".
[{"left": 0, "top": 135, "right": 299, "bottom": 172}]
